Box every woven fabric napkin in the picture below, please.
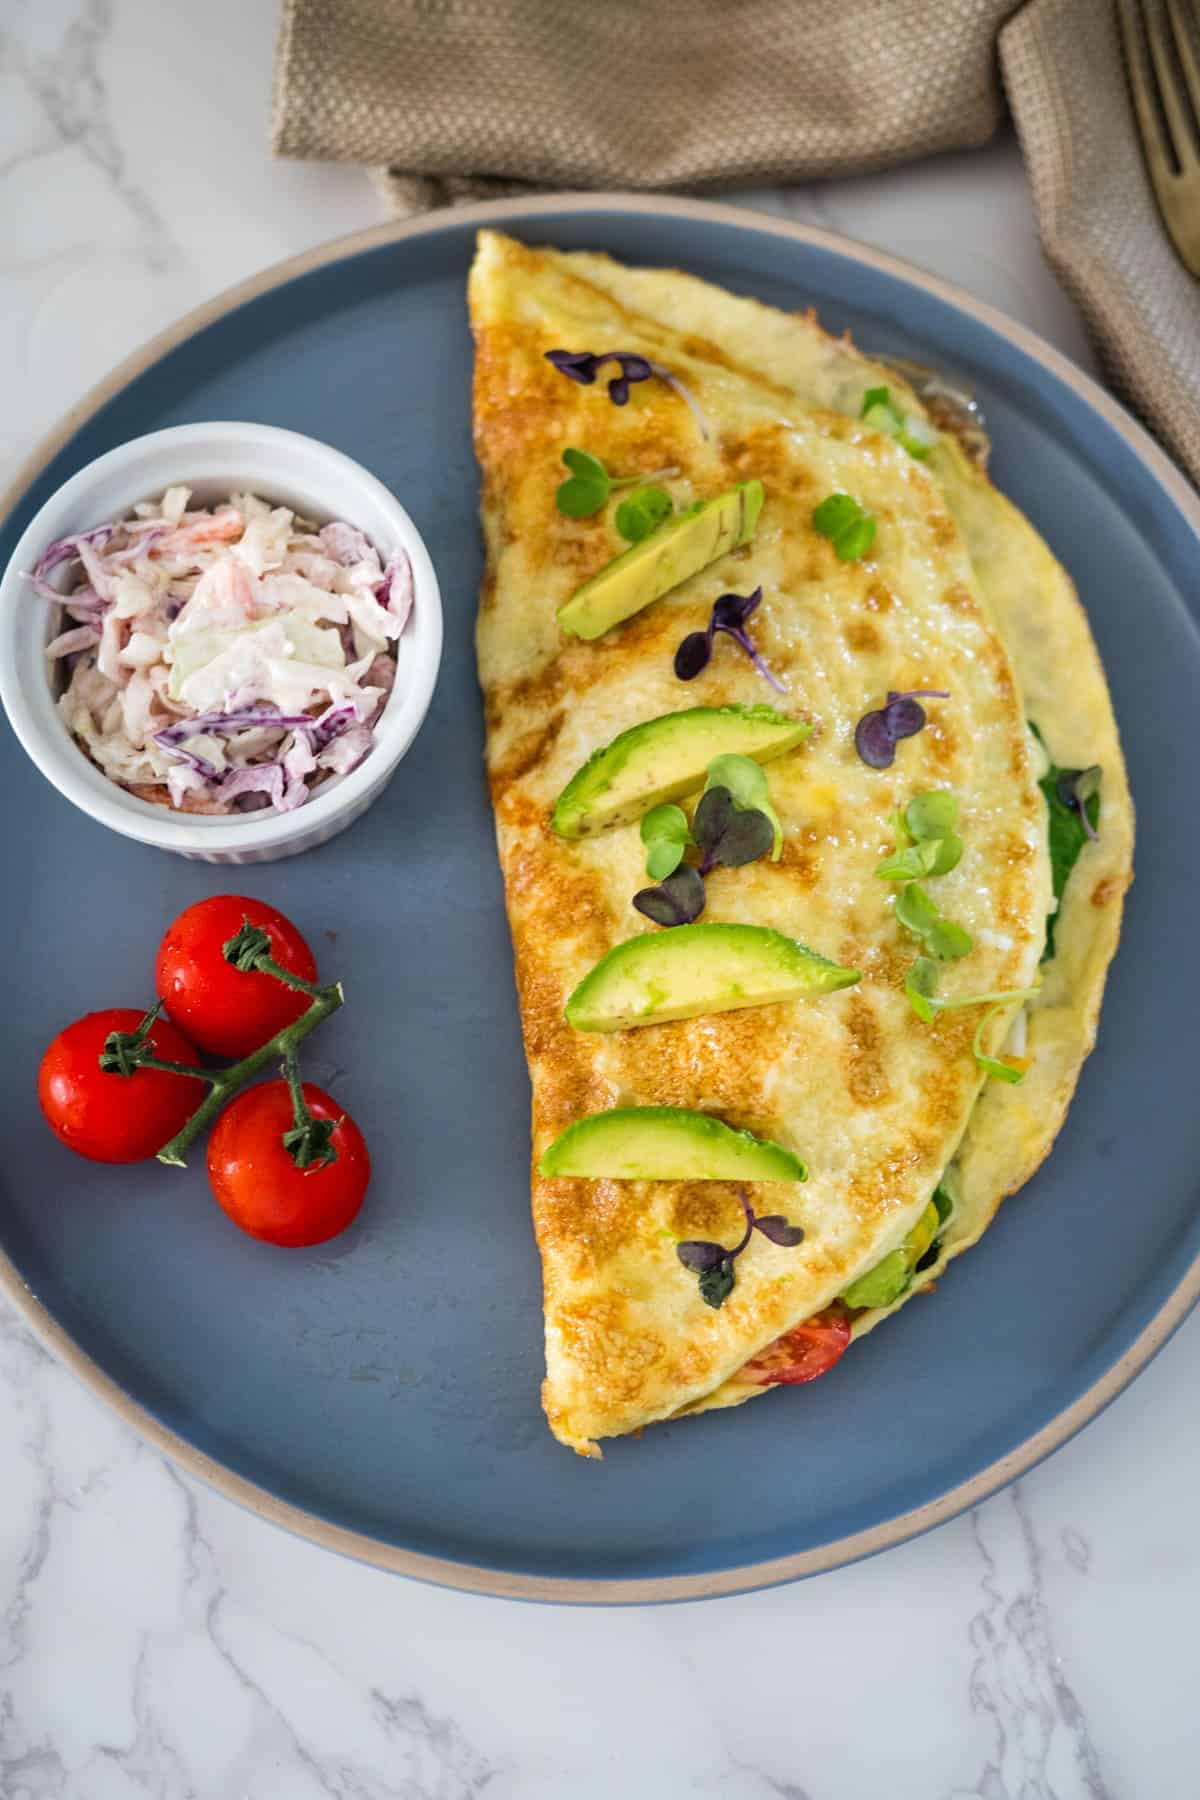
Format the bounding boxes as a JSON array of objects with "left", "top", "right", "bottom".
[{"left": 274, "top": 0, "right": 1200, "bottom": 484}]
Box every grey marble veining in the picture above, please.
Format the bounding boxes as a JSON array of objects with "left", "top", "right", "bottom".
[{"left": 1, "top": 1, "right": 1198, "bottom": 1795}]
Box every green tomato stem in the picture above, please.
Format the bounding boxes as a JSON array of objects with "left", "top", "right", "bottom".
[{"left": 153, "top": 979, "right": 344, "bottom": 1168}]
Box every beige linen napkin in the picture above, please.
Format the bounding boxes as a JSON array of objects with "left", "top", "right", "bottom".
[
  {"left": 274, "top": 0, "right": 1200, "bottom": 484},
  {"left": 1002, "top": 0, "right": 1200, "bottom": 484}
]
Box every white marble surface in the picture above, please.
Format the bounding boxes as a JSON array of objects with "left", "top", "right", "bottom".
[{"left": 2, "top": 2, "right": 1197, "bottom": 1795}]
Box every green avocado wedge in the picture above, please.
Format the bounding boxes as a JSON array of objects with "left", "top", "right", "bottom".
[
  {"left": 839, "top": 1196, "right": 942, "bottom": 1309},
  {"left": 565, "top": 924, "right": 860, "bottom": 1032},
  {"left": 552, "top": 704, "right": 809, "bottom": 839},
  {"left": 556, "top": 479, "right": 765, "bottom": 640},
  {"left": 538, "top": 1106, "right": 806, "bottom": 1182}
]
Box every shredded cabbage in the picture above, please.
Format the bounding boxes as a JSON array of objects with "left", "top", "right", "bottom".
[{"left": 24, "top": 490, "right": 413, "bottom": 816}]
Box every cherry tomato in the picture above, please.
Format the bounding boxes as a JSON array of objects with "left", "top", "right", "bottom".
[
  {"left": 38, "top": 1009, "right": 204, "bottom": 1164},
  {"left": 156, "top": 895, "right": 318, "bottom": 1058},
  {"left": 740, "top": 1305, "right": 852, "bottom": 1387},
  {"left": 207, "top": 1080, "right": 370, "bottom": 1248}
]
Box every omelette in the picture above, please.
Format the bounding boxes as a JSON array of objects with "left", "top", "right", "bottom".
[{"left": 469, "top": 230, "right": 1132, "bottom": 1455}]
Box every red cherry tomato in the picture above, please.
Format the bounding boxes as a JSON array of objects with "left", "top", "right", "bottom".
[
  {"left": 740, "top": 1305, "right": 852, "bottom": 1387},
  {"left": 38, "top": 1009, "right": 204, "bottom": 1164},
  {"left": 156, "top": 895, "right": 318, "bottom": 1058},
  {"left": 207, "top": 1080, "right": 370, "bottom": 1248}
]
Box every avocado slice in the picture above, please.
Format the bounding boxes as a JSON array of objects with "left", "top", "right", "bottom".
[
  {"left": 538, "top": 1106, "right": 806, "bottom": 1181},
  {"left": 565, "top": 924, "right": 860, "bottom": 1032},
  {"left": 839, "top": 1197, "right": 942, "bottom": 1309},
  {"left": 552, "top": 703, "right": 808, "bottom": 839},
  {"left": 557, "top": 479, "right": 765, "bottom": 640}
]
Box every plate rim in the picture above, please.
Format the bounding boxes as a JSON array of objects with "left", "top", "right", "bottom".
[{"left": 3, "top": 189, "right": 1197, "bottom": 1605}]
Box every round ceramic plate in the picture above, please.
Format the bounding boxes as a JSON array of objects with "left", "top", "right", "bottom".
[{"left": 1, "top": 196, "right": 1196, "bottom": 1604}]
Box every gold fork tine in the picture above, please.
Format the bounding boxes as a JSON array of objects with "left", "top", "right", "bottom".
[
  {"left": 1119, "top": 0, "right": 1172, "bottom": 170},
  {"left": 1166, "top": 0, "right": 1200, "bottom": 137},
  {"left": 1145, "top": 0, "right": 1198, "bottom": 166},
  {"left": 1119, "top": 0, "right": 1200, "bottom": 274}
]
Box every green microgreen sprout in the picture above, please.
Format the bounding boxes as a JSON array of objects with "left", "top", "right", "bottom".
[
  {"left": 876, "top": 789, "right": 963, "bottom": 882},
  {"left": 615, "top": 485, "right": 673, "bottom": 544},
  {"left": 812, "top": 491, "right": 877, "bottom": 561},
  {"left": 860, "top": 385, "right": 939, "bottom": 460},
  {"left": 98, "top": 921, "right": 344, "bottom": 1169},
  {"left": 555, "top": 449, "right": 678, "bottom": 521},
  {"left": 640, "top": 802, "right": 692, "bottom": 881},
  {"left": 904, "top": 956, "right": 1040, "bottom": 1082},
  {"left": 894, "top": 884, "right": 973, "bottom": 961}
]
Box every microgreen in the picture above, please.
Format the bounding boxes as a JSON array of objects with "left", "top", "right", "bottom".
[
  {"left": 545, "top": 350, "right": 711, "bottom": 438},
  {"left": 905, "top": 789, "right": 958, "bottom": 840},
  {"left": 640, "top": 803, "right": 692, "bottom": 880},
  {"left": 555, "top": 448, "right": 613, "bottom": 518},
  {"left": 633, "top": 762, "right": 777, "bottom": 925},
  {"left": 855, "top": 688, "right": 949, "bottom": 769},
  {"left": 894, "top": 885, "right": 973, "bottom": 961},
  {"left": 677, "top": 1187, "right": 804, "bottom": 1309},
  {"left": 812, "top": 492, "right": 877, "bottom": 561},
  {"left": 633, "top": 864, "right": 706, "bottom": 927},
  {"left": 673, "top": 587, "right": 786, "bottom": 692},
  {"left": 545, "top": 349, "right": 654, "bottom": 404},
  {"left": 878, "top": 791, "right": 963, "bottom": 878},
  {"left": 972, "top": 1007, "right": 1031, "bottom": 1085},
  {"left": 904, "top": 957, "right": 1040, "bottom": 1081},
  {"left": 876, "top": 839, "right": 941, "bottom": 882},
  {"left": 693, "top": 785, "right": 775, "bottom": 872},
  {"left": 703, "top": 754, "right": 783, "bottom": 860},
  {"left": 615, "top": 485, "right": 673, "bottom": 544},
  {"left": 860, "top": 385, "right": 939, "bottom": 459},
  {"left": 1033, "top": 729, "right": 1102, "bottom": 960},
  {"left": 554, "top": 449, "right": 678, "bottom": 522}
]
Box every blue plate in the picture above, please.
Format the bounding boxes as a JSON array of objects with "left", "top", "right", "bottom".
[{"left": 2, "top": 197, "right": 1197, "bottom": 1603}]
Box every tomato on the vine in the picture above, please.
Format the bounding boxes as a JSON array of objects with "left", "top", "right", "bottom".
[
  {"left": 156, "top": 895, "right": 317, "bottom": 1058},
  {"left": 207, "top": 1080, "right": 370, "bottom": 1247},
  {"left": 38, "top": 1009, "right": 204, "bottom": 1164}
]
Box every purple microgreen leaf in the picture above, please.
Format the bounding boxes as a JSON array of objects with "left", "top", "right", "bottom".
[
  {"left": 632, "top": 864, "right": 706, "bottom": 927},
  {"left": 677, "top": 1188, "right": 802, "bottom": 1308},
  {"left": 691, "top": 785, "right": 734, "bottom": 861},
  {"left": 673, "top": 630, "right": 712, "bottom": 680},
  {"left": 673, "top": 587, "right": 784, "bottom": 691},
  {"left": 855, "top": 687, "right": 950, "bottom": 769},
  {"left": 692, "top": 785, "right": 775, "bottom": 870},
  {"left": 854, "top": 709, "right": 899, "bottom": 769},
  {"left": 544, "top": 350, "right": 709, "bottom": 438},
  {"left": 544, "top": 349, "right": 602, "bottom": 384},
  {"left": 882, "top": 695, "right": 928, "bottom": 739},
  {"left": 711, "top": 588, "right": 763, "bottom": 633},
  {"left": 676, "top": 1239, "right": 729, "bottom": 1272},
  {"left": 544, "top": 350, "right": 655, "bottom": 406},
  {"left": 753, "top": 1214, "right": 805, "bottom": 1247}
]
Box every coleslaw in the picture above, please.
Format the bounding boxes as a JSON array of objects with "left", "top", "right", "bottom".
[{"left": 27, "top": 487, "right": 413, "bottom": 814}]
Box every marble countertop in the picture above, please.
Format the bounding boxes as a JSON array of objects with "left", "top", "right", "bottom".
[{"left": 2, "top": 3, "right": 1196, "bottom": 1795}]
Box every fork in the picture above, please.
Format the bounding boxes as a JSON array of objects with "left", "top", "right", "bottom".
[{"left": 1118, "top": 0, "right": 1200, "bottom": 275}]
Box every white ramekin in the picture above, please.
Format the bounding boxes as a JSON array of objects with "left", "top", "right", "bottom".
[{"left": 0, "top": 422, "right": 443, "bottom": 863}]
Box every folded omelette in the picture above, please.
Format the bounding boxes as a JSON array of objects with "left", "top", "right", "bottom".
[{"left": 470, "top": 230, "right": 1133, "bottom": 1456}]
